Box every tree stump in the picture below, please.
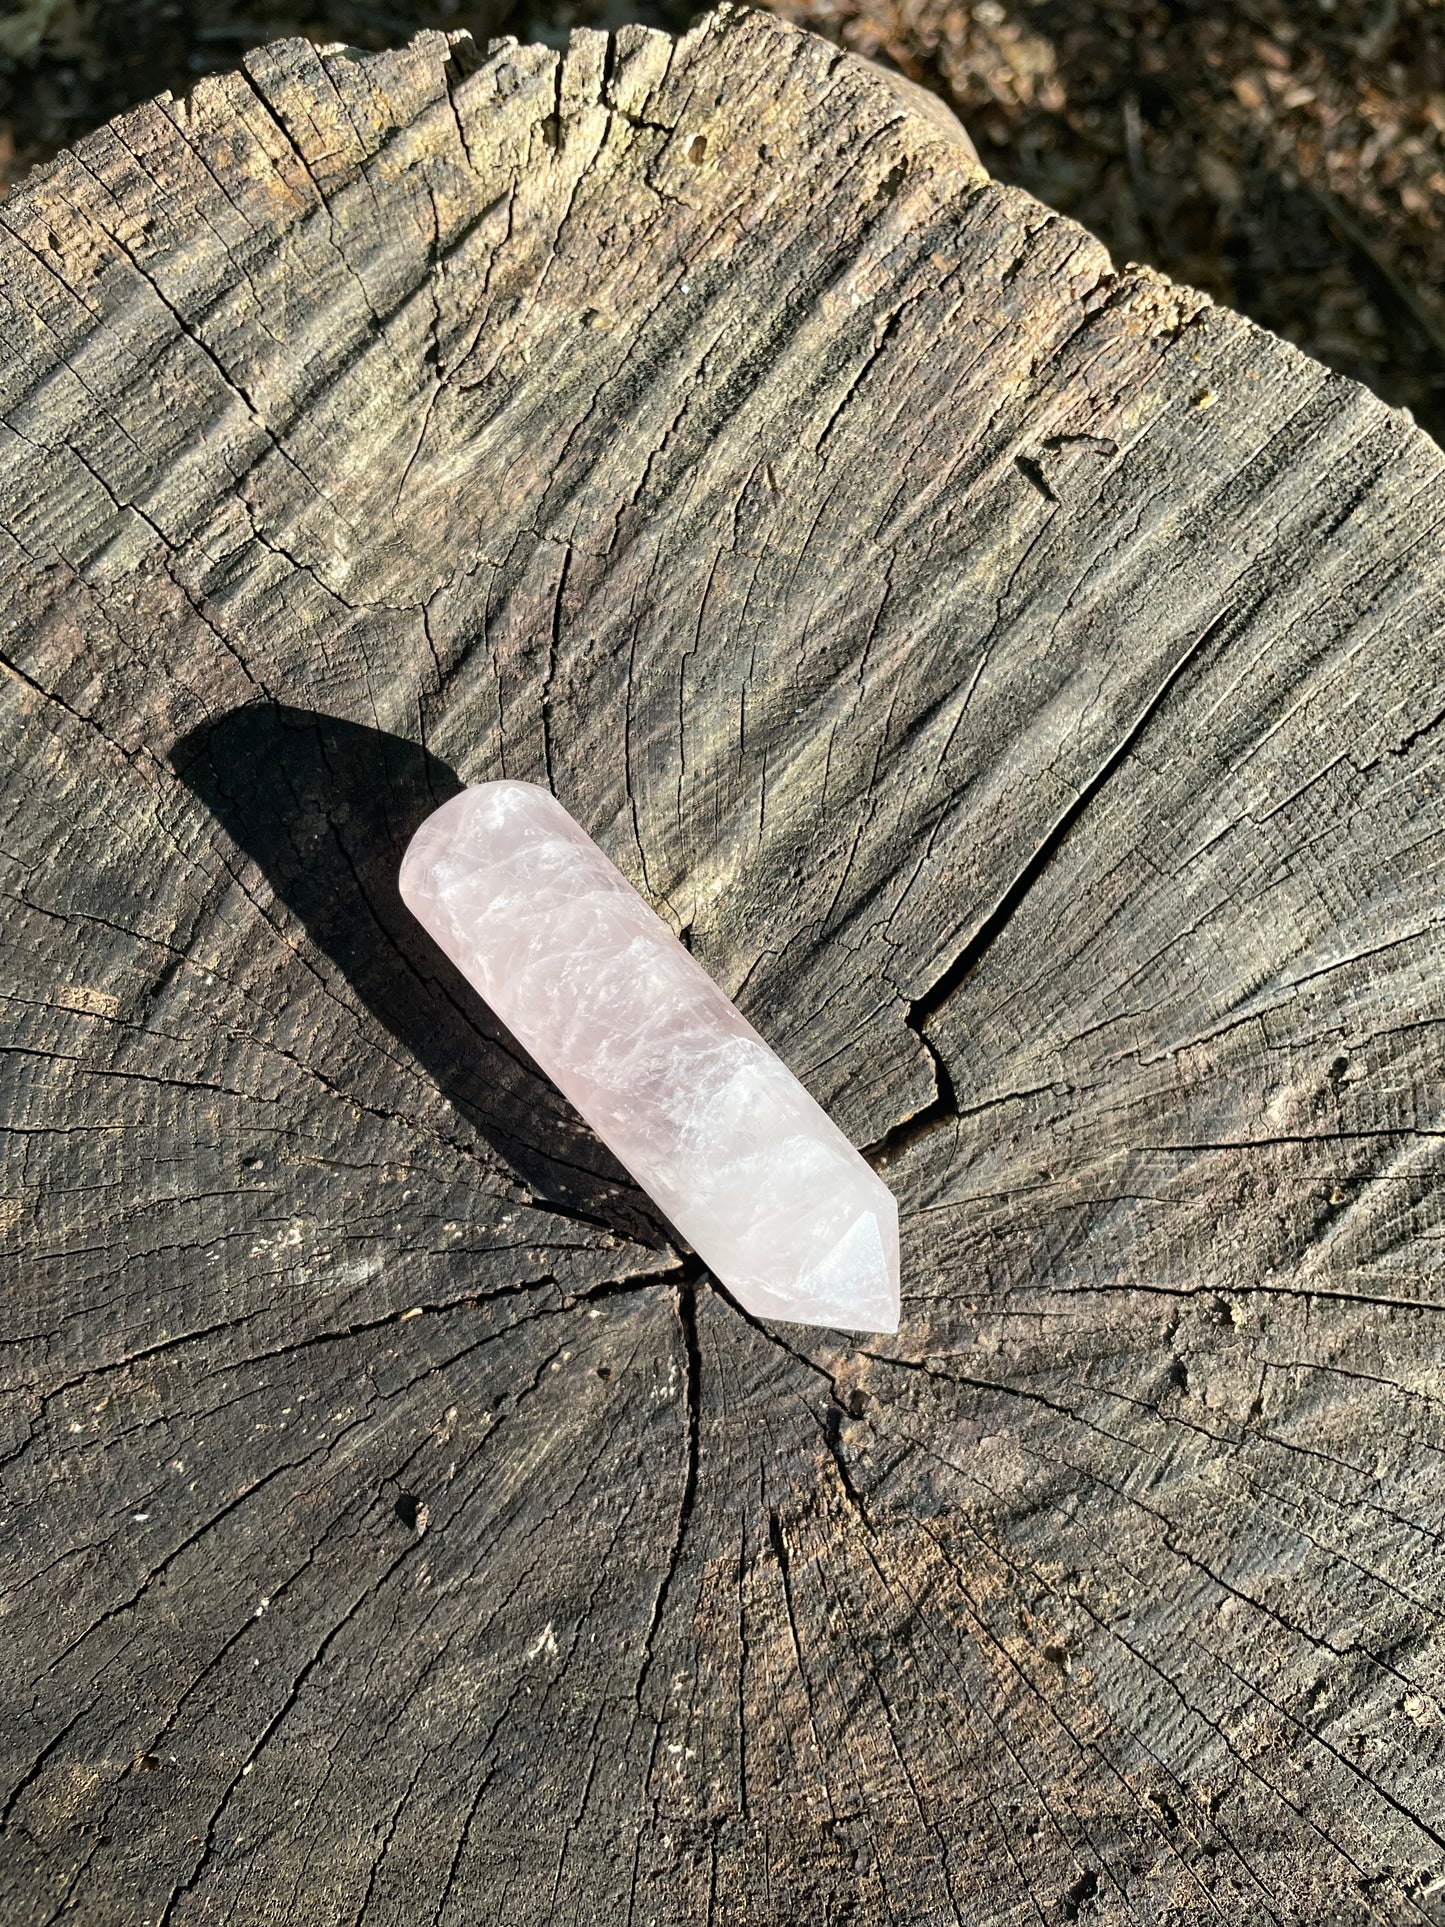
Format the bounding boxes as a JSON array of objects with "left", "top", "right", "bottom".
[{"left": 3, "top": 11, "right": 1444, "bottom": 1922}]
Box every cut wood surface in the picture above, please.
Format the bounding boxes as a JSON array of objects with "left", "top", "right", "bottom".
[{"left": 3, "top": 10, "right": 1444, "bottom": 1922}]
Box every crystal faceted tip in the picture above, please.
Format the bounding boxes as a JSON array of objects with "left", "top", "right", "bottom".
[{"left": 399, "top": 782, "right": 901, "bottom": 1334}]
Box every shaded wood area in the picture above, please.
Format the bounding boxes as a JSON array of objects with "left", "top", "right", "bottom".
[{"left": 2, "top": 11, "right": 1444, "bottom": 1921}]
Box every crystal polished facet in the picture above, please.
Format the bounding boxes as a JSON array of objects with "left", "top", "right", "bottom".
[{"left": 399, "top": 783, "right": 900, "bottom": 1333}]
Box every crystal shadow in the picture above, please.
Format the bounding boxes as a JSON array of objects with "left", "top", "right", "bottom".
[{"left": 172, "top": 703, "right": 666, "bottom": 1246}]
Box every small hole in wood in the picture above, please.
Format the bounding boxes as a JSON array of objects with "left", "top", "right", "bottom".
[
  {"left": 687, "top": 133, "right": 707, "bottom": 164},
  {"left": 1147, "top": 1788, "right": 1178, "bottom": 1827},
  {"left": 1063, "top": 1868, "right": 1099, "bottom": 1918},
  {"left": 394, "top": 1492, "right": 427, "bottom": 1532}
]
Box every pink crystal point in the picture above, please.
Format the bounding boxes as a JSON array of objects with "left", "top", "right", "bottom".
[{"left": 399, "top": 783, "right": 900, "bottom": 1333}]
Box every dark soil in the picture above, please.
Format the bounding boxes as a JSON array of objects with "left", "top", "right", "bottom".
[{"left": 4, "top": 0, "right": 1445, "bottom": 442}]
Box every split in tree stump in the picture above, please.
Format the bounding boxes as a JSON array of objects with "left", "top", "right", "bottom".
[{"left": 2, "top": 10, "right": 1444, "bottom": 1922}]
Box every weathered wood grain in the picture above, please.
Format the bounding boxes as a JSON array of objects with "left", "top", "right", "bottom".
[{"left": 2, "top": 10, "right": 1443, "bottom": 1922}]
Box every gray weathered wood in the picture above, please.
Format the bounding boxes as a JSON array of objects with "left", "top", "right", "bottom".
[{"left": 2, "top": 10, "right": 1444, "bottom": 1922}]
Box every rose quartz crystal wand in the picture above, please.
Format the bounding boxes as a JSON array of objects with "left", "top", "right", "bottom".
[{"left": 399, "top": 783, "right": 900, "bottom": 1333}]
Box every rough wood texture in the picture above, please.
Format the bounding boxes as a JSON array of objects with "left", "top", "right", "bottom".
[{"left": 2, "top": 11, "right": 1443, "bottom": 1922}]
